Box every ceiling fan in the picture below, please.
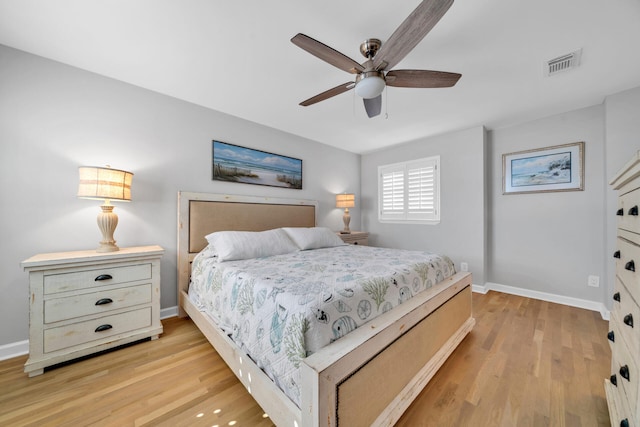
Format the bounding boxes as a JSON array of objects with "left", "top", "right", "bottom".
[{"left": 291, "top": 0, "right": 461, "bottom": 118}]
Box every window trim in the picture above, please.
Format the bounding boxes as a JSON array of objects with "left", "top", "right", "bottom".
[{"left": 378, "top": 155, "right": 440, "bottom": 225}]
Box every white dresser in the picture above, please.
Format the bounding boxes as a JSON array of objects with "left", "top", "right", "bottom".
[
  {"left": 21, "top": 245, "right": 164, "bottom": 376},
  {"left": 607, "top": 152, "right": 640, "bottom": 427}
]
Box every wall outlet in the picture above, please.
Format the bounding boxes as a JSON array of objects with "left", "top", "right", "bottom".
[
  {"left": 460, "top": 262, "right": 468, "bottom": 272},
  {"left": 588, "top": 275, "right": 600, "bottom": 288}
]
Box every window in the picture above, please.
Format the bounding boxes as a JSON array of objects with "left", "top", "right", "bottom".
[{"left": 378, "top": 156, "right": 440, "bottom": 224}]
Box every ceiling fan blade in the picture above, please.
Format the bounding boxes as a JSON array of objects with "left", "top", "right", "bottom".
[
  {"left": 373, "top": 0, "right": 454, "bottom": 71},
  {"left": 300, "top": 82, "right": 355, "bottom": 106},
  {"left": 363, "top": 95, "right": 382, "bottom": 118},
  {"left": 291, "top": 33, "right": 365, "bottom": 74},
  {"left": 386, "top": 70, "right": 461, "bottom": 88}
]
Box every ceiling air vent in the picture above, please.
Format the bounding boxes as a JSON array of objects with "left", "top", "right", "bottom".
[{"left": 546, "top": 49, "right": 582, "bottom": 76}]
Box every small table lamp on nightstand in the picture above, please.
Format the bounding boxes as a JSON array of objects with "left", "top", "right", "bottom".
[
  {"left": 336, "top": 193, "right": 355, "bottom": 234},
  {"left": 77, "top": 166, "right": 133, "bottom": 253}
]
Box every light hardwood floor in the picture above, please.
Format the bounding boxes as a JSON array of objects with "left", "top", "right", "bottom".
[{"left": 0, "top": 291, "right": 611, "bottom": 426}]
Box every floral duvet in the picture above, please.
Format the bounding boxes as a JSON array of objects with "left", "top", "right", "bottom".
[{"left": 188, "top": 244, "right": 456, "bottom": 407}]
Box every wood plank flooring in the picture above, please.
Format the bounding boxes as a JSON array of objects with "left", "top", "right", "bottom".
[{"left": 0, "top": 291, "right": 611, "bottom": 426}]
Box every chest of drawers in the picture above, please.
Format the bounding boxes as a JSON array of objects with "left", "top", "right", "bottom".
[
  {"left": 21, "top": 245, "right": 164, "bottom": 376},
  {"left": 607, "top": 152, "right": 640, "bottom": 427}
]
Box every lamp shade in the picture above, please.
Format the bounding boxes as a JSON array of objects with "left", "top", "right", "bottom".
[
  {"left": 78, "top": 166, "right": 133, "bottom": 201},
  {"left": 336, "top": 193, "right": 355, "bottom": 208}
]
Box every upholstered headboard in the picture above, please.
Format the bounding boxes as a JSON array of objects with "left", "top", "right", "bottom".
[{"left": 176, "top": 191, "right": 317, "bottom": 316}]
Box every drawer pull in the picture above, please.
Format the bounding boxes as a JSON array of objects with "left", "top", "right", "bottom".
[
  {"left": 617, "top": 208, "right": 624, "bottom": 216},
  {"left": 95, "top": 298, "right": 113, "bottom": 306},
  {"left": 629, "top": 205, "right": 639, "bottom": 216},
  {"left": 613, "top": 292, "right": 621, "bottom": 302},
  {"left": 614, "top": 250, "right": 621, "bottom": 259},
  {"left": 620, "top": 365, "right": 630, "bottom": 381},
  {"left": 610, "top": 374, "right": 617, "bottom": 386},
  {"left": 94, "top": 324, "right": 113, "bottom": 332},
  {"left": 624, "top": 314, "right": 634, "bottom": 328},
  {"left": 625, "top": 260, "right": 635, "bottom": 272},
  {"left": 608, "top": 331, "right": 615, "bottom": 342},
  {"left": 621, "top": 419, "right": 629, "bottom": 427},
  {"left": 95, "top": 274, "right": 113, "bottom": 281}
]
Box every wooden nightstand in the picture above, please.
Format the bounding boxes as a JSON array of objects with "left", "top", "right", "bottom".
[
  {"left": 337, "top": 231, "right": 369, "bottom": 246},
  {"left": 21, "top": 245, "right": 164, "bottom": 376}
]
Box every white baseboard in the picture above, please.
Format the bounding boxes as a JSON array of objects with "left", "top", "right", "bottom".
[
  {"left": 0, "top": 290, "right": 610, "bottom": 364},
  {"left": 0, "top": 340, "right": 29, "bottom": 361},
  {"left": 473, "top": 282, "right": 610, "bottom": 321}
]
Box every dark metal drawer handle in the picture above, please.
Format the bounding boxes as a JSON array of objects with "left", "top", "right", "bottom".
[
  {"left": 625, "top": 260, "right": 635, "bottom": 272},
  {"left": 629, "top": 205, "right": 639, "bottom": 216},
  {"left": 620, "top": 365, "right": 630, "bottom": 381},
  {"left": 621, "top": 419, "right": 629, "bottom": 427},
  {"left": 95, "top": 274, "right": 113, "bottom": 281},
  {"left": 95, "top": 324, "right": 113, "bottom": 332},
  {"left": 614, "top": 250, "right": 621, "bottom": 259},
  {"left": 614, "top": 292, "right": 621, "bottom": 302},
  {"left": 624, "top": 314, "right": 634, "bottom": 328},
  {"left": 617, "top": 208, "right": 624, "bottom": 216},
  {"left": 95, "top": 298, "right": 113, "bottom": 306},
  {"left": 610, "top": 374, "right": 617, "bottom": 386},
  {"left": 608, "top": 331, "right": 615, "bottom": 342}
]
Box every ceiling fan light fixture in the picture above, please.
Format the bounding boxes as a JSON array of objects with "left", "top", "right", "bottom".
[{"left": 355, "top": 72, "right": 385, "bottom": 99}]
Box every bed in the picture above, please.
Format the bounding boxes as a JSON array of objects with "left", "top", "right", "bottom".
[{"left": 177, "top": 191, "right": 474, "bottom": 426}]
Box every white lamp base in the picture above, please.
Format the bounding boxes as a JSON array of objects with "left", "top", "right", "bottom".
[
  {"left": 341, "top": 208, "right": 351, "bottom": 234},
  {"left": 96, "top": 203, "right": 120, "bottom": 252}
]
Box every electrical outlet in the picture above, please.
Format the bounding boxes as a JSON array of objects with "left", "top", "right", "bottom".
[
  {"left": 460, "top": 262, "right": 468, "bottom": 272},
  {"left": 588, "top": 275, "right": 599, "bottom": 288}
]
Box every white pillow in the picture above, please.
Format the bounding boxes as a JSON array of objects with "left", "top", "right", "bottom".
[
  {"left": 282, "top": 227, "right": 346, "bottom": 250},
  {"left": 205, "top": 228, "right": 298, "bottom": 262}
]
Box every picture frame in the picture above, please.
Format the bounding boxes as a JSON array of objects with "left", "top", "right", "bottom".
[
  {"left": 502, "top": 142, "right": 584, "bottom": 195},
  {"left": 212, "top": 140, "right": 302, "bottom": 189}
]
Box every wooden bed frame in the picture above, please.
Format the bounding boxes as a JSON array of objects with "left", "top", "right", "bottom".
[{"left": 177, "top": 191, "right": 475, "bottom": 426}]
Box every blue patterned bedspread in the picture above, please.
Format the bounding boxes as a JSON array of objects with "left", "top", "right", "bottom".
[{"left": 188, "top": 244, "right": 455, "bottom": 407}]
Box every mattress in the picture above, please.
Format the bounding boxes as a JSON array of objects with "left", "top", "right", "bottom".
[{"left": 188, "top": 244, "right": 456, "bottom": 407}]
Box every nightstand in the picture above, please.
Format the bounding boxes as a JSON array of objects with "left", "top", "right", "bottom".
[
  {"left": 337, "top": 231, "right": 369, "bottom": 246},
  {"left": 21, "top": 245, "right": 164, "bottom": 376}
]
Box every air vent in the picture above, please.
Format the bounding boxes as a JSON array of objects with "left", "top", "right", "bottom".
[{"left": 546, "top": 49, "right": 582, "bottom": 76}]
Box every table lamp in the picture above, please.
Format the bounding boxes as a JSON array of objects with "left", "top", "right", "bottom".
[
  {"left": 77, "top": 166, "right": 133, "bottom": 252},
  {"left": 336, "top": 193, "right": 355, "bottom": 234}
]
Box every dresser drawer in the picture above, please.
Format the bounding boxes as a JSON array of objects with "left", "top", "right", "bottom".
[
  {"left": 612, "top": 278, "right": 640, "bottom": 352},
  {"left": 43, "top": 307, "right": 152, "bottom": 353},
  {"left": 44, "top": 263, "right": 152, "bottom": 294},
  {"left": 44, "top": 283, "right": 152, "bottom": 324},
  {"left": 617, "top": 236, "right": 640, "bottom": 301},
  {"left": 618, "top": 187, "right": 640, "bottom": 234},
  {"left": 612, "top": 334, "right": 640, "bottom": 418}
]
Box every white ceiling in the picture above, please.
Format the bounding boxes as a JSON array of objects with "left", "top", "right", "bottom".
[{"left": 1, "top": 0, "right": 640, "bottom": 154}]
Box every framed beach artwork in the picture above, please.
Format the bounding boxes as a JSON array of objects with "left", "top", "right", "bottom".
[
  {"left": 212, "top": 140, "right": 303, "bottom": 189},
  {"left": 502, "top": 142, "right": 584, "bottom": 195}
]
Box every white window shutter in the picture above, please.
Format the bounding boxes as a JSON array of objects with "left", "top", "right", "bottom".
[{"left": 378, "top": 156, "right": 440, "bottom": 223}]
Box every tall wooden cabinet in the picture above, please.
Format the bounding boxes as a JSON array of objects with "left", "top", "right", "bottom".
[
  {"left": 607, "top": 151, "right": 640, "bottom": 427},
  {"left": 22, "top": 245, "right": 164, "bottom": 376}
]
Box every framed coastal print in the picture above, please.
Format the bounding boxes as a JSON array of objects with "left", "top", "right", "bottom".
[
  {"left": 212, "top": 140, "right": 303, "bottom": 189},
  {"left": 502, "top": 142, "right": 584, "bottom": 195}
]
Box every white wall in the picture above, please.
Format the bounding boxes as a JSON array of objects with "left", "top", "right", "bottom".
[
  {"left": 360, "top": 126, "right": 486, "bottom": 285},
  {"left": 0, "top": 45, "right": 361, "bottom": 346},
  {"left": 487, "top": 105, "right": 606, "bottom": 303}
]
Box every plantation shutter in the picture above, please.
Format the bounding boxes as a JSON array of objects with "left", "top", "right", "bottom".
[
  {"left": 379, "top": 164, "right": 405, "bottom": 220},
  {"left": 378, "top": 156, "right": 440, "bottom": 222},
  {"left": 407, "top": 159, "right": 437, "bottom": 220}
]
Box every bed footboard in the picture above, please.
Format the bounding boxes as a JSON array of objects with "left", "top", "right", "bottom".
[{"left": 300, "top": 272, "right": 474, "bottom": 426}]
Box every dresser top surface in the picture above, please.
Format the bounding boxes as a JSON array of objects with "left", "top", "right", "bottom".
[{"left": 22, "top": 245, "right": 164, "bottom": 269}]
